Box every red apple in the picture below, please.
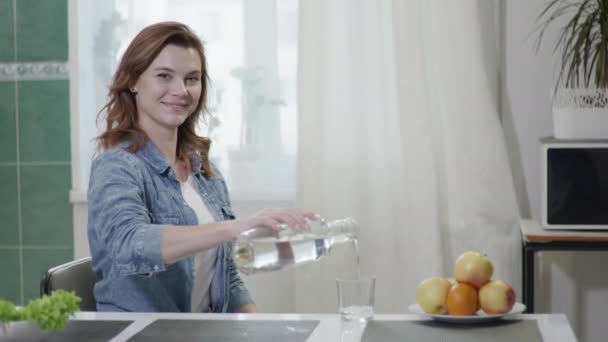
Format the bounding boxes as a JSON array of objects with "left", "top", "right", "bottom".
[
  {"left": 478, "top": 280, "right": 516, "bottom": 314},
  {"left": 454, "top": 251, "right": 493, "bottom": 288}
]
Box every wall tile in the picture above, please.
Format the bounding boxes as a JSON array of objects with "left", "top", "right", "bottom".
[
  {"left": 18, "top": 80, "right": 70, "bottom": 162},
  {"left": 21, "top": 164, "right": 72, "bottom": 246},
  {"left": 0, "top": 166, "right": 19, "bottom": 246},
  {"left": 22, "top": 248, "right": 72, "bottom": 303},
  {"left": 0, "top": 81, "right": 16, "bottom": 162},
  {"left": 0, "top": 249, "right": 21, "bottom": 304},
  {"left": 0, "top": 0, "right": 14, "bottom": 62},
  {"left": 16, "top": 0, "right": 67, "bottom": 62}
]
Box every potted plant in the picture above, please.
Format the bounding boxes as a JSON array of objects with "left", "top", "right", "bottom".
[
  {"left": 535, "top": 0, "right": 608, "bottom": 139},
  {"left": 0, "top": 290, "right": 81, "bottom": 338}
]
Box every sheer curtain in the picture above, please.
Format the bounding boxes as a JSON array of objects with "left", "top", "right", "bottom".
[{"left": 295, "top": 0, "right": 521, "bottom": 313}]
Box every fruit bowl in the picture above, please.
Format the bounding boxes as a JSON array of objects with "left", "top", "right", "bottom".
[
  {"left": 408, "top": 302, "right": 526, "bottom": 324},
  {"left": 415, "top": 251, "right": 519, "bottom": 319}
]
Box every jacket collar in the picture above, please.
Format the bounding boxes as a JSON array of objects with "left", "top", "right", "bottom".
[
  {"left": 136, "top": 139, "right": 171, "bottom": 174},
  {"left": 126, "top": 139, "right": 203, "bottom": 175}
]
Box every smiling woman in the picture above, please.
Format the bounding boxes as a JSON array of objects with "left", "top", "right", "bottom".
[
  {"left": 87, "top": 22, "right": 315, "bottom": 314},
  {"left": 70, "top": 7, "right": 301, "bottom": 303},
  {"left": 96, "top": 22, "right": 210, "bottom": 175}
]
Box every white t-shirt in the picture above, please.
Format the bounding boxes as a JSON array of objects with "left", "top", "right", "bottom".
[{"left": 180, "top": 176, "right": 217, "bottom": 313}]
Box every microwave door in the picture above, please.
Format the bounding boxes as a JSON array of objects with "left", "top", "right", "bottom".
[{"left": 547, "top": 148, "right": 608, "bottom": 226}]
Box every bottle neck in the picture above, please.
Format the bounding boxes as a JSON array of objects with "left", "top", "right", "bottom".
[
  {"left": 239, "top": 217, "right": 359, "bottom": 241},
  {"left": 324, "top": 218, "right": 359, "bottom": 237}
]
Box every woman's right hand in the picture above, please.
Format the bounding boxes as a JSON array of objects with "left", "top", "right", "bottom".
[{"left": 247, "top": 208, "right": 317, "bottom": 232}]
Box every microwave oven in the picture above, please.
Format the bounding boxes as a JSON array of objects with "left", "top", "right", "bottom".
[{"left": 542, "top": 138, "right": 608, "bottom": 230}]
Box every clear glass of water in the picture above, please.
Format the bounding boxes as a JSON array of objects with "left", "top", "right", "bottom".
[{"left": 336, "top": 276, "right": 376, "bottom": 321}]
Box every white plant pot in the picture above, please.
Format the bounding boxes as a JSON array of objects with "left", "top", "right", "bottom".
[
  {"left": 552, "top": 88, "right": 608, "bottom": 140},
  {"left": 0, "top": 321, "right": 48, "bottom": 340}
]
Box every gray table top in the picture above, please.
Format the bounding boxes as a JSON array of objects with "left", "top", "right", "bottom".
[{"left": 63, "top": 311, "right": 576, "bottom": 342}]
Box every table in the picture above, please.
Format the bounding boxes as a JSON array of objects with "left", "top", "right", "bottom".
[
  {"left": 0, "top": 312, "right": 576, "bottom": 341},
  {"left": 2, "top": 311, "right": 567, "bottom": 342},
  {"left": 521, "top": 219, "right": 608, "bottom": 313}
]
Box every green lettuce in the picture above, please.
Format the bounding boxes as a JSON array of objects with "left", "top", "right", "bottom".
[{"left": 0, "top": 290, "right": 81, "bottom": 331}]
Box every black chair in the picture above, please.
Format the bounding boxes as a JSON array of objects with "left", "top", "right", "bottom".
[{"left": 40, "top": 257, "right": 97, "bottom": 311}]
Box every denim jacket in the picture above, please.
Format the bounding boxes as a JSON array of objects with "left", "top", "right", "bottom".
[{"left": 87, "top": 140, "right": 253, "bottom": 312}]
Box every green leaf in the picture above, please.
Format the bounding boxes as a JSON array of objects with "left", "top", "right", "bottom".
[{"left": 534, "top": 0, "right": 608, "bottom": 90}]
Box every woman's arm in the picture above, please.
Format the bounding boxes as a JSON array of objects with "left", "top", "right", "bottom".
[
  {"left": 161, "top": 208, "right": 316, "bottom": 265},
  {"left": 160, "top": 218, "right": 251, "bottom": 265},
  {"left": 90, "top": 151, "right": 315, "bottom": 273},
  {"left": 88, "top": 151, "right": 167, "bottom": 276}
]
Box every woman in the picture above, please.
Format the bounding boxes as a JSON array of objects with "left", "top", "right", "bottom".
[{"left": 88, "top": 22, "right": 314, "bottom": 313}]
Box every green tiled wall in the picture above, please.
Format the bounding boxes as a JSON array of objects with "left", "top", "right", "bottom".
[
  {"left": 16, "top": 0, "right": 68, "bottom": 62},
  {"left": 0, "top": 0, "right": 15, "bottom": 62},
  {"left": 0, "top": 82, "right": 16, "bottom": 162},
  {"left": 19, "top": 81, "right": 71, "bottom": 161},
  {"left": 0, "top": 0, "right": 72, "bottom": 305}
]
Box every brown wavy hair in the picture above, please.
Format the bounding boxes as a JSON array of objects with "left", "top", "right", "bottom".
[{"left": 97, "top": 21, "right": 214, "bottom": 176}]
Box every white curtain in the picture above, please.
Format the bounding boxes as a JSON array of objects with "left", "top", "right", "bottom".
[{"left": 295, "top": 0, "right": 521, "bottom": 314}]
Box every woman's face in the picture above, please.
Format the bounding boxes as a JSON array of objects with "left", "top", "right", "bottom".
[{"left": 133, "top": 44, "right": 202, "bottom": 133}]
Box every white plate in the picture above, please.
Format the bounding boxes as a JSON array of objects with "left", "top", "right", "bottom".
[{"left": 408, "top": 302, "right": 526, "bottom": 323}]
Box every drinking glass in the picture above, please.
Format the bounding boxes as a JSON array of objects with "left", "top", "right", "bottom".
[{"left": 336, "top": 276, "right": 376, "bottom": 321}]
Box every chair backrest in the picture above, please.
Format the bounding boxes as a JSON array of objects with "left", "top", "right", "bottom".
[{"left": 40, "top": 257, "right": 97, "bottom": 311}]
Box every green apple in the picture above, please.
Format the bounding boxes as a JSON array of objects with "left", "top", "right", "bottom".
[{"left": 415, "top": 277, "right": 451, "bottom": 314}]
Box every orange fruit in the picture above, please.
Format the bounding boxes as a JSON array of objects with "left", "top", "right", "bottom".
[{"left": 446, "top": 283, "right": 478, "bottom": 315}]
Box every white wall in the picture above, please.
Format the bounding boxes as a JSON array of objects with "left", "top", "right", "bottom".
[{"left": 503, "top": 1, "right": 608, "bottom": 341}]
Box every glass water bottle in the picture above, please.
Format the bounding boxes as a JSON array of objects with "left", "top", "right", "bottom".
[{"left": 232, "top": 217, "right": 359, "bottom": 274}]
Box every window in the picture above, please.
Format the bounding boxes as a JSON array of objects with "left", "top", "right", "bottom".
[{"left": 74, "top": 0, "right": 298, "bottom": 202}]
